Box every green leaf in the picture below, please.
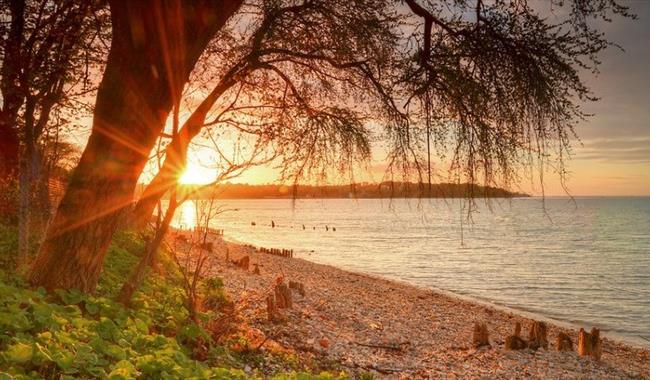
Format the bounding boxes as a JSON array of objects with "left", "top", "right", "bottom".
[
  {"left": 104, "top": 344, "right": 127, "bottom": 360},
  {"left": 108, "top": 360, "right": 139, "bottom": 380},
  {"left": 52, "top": 350, "right": 75, "bottom": 371},
  {"left": 2, "top": 342, "right": 33, "bottom": 364},
  {"left": 55, "top": 289, "right": 85, "bottom": 305}
]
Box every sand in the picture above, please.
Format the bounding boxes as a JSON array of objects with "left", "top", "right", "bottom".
[{"left": 173, "top": 230, "right": 650, "bottom": 379}]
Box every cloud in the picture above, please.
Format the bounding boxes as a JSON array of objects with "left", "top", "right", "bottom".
[{"left": 575, "top": 137, "right": 650, "bottom": 163}]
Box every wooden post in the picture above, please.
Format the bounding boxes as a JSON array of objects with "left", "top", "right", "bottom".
[
  {"left": 235, "top": 256, "right": 249, "bottom": 270},
  {"left": 289, "top": 280, "right": 306, "bottom": 296},
  {"left": 274, "top": 283, "right": 292, "bottom": 309},
  {"left": 505, "top": 322, "right": 527, "bottom": 350},
  {"left": 528, "top": 321, "right": 549, "bottom": 350},
  {"left": 556, "top": 332, "right": 573, "bottom": 351},
  {"left": 266, "top": 294, "right": 277, "bottom": 321},
  {"left": 578, "top": 328, "right": 602, "bottom": 360},
  {"left": 472, "top": 322, "right": 490, "bottom": 348}
]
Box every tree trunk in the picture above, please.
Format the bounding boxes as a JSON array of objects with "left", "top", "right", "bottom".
[
  {"left": 29, "top": 0, "right": 243, "bottom": 293},
  {"left": 130, "top": 77, "right": 239, "bottom": 229},
  {"left": 0, "top": 0, "right": 25, "bottom": 222},
  {"left": 117, "top": 198, "right": 176, "bottom": 306},
  {"left": 18, "top": 98, "right": 36, "bottom": 259}
]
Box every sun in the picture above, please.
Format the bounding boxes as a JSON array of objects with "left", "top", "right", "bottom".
[{"left": 179, "top": 163, "right": 213, "bottom": 185}]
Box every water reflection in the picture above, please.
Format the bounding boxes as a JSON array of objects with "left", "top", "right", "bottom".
[{"left": 172, "top": 201, "right": 197, "bottom": 230}]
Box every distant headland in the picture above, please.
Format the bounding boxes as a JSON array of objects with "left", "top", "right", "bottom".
[{"left": 168, "top": 182, "right": 530, "bottom": 200}]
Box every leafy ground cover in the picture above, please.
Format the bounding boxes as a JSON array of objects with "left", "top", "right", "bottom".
[{"left": 0, "top": 226, "right": 347, "bottom": 379}]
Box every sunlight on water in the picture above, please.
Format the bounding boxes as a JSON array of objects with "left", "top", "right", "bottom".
[
  {"left": 172, "top": 201, "right": 197, "bottom": 230},
  {"left": 168, "top": 197, "right": 650, "bottom": 347}
]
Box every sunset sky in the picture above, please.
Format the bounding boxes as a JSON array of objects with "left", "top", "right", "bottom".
[{"left": 77, "top": 2, "right": 650, "bottom": 196}]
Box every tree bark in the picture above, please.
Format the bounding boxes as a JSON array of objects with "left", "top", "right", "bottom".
[
  {"left": 18, "top": 98, "right": 36, "bottom": 258},
  {"left": 29, "top": 0, "right": 243, "bottom": 293},
  {"left": 0, "top": 0, "right": 25, "bottom": 221}
]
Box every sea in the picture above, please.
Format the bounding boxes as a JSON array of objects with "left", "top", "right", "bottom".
[{"left": 170, "top": 197, "right": 650, "bottom": 347}]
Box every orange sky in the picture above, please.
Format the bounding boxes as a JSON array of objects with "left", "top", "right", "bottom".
[{"left": 69, "top": 2, "right": 650, "bottom": 197}]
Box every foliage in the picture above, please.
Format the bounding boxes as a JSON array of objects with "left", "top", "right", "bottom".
[{"left": 0, "top": 228, "right": 347, "bottom": 379}]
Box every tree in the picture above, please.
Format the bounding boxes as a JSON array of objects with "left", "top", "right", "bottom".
[
  {"left": 29, "top": 0, "right": 244, "bottom": 292},
  {"left": 132, "top": 0, "right": 397, "bottom": 227},
  {"left": 29, "top": 0, "right": 632, "bottom": 292},
  {"left": 0, "top": 0, "right": 108, "bottom": 255}
]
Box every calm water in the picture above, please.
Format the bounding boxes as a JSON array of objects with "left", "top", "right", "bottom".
[{"left": 171, "top": 197, "right": 650, "bottom": 347}]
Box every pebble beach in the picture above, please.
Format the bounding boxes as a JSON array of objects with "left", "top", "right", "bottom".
[{"left": 176, "top": 231, "right": 650, "bottom": 379}]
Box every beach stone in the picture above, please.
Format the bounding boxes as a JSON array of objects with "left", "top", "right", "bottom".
[
  {"left": 472, "top": 322, "right": 490, "bottom": 348},
  {"left": 319, "top": 337, "right": 330, "bottom": 349}
]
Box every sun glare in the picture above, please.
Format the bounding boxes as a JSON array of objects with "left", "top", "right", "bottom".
[{"left": 179, "top": 163, "right": 213, "bottom": 185}]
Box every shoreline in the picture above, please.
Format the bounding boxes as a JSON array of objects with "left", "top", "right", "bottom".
[
  {"left": 181, "top": 229, "right": 650, "bottom": 378},
  {"left": 220, "top": 234, "right": 649, "bottom": 351}
]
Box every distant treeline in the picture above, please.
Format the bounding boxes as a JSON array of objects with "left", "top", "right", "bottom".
[{"left": 171, "top": 182, "right": 529, "bottom": 199}]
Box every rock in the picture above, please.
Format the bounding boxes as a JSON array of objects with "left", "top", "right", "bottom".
[
  {"left": 472, "top": 322, "right": 490, "bottom": 348},
  {"left": 505, "top": 322, "right": 527, "bottom": 350},
  {"left": 556, "top": 332, "right": 573, "bottom": 351},
  {"left": 528, "top": 321, "right": 549, "bottom": 350},
  {"left": 578, "top": 327, "right": 602, "bottom": 360},
  {"left": 253, "top": 264, "right": 260, "bottom": 275},
  {"left": 319, "top": 337, "right": 329, "bottom": 349}
]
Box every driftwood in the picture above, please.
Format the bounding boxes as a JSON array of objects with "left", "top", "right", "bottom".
[
  {"left": 556, "top": 331, "right": 573, "bottom": 351},
  {"left": 472, "top": 322, "right": 490, "bottom": 348},
  {"left": 528, "top": 321, "right": 549, "bottom": 350},
  {"left": 578, "top": 327, "right": 602, "bottom": 360},
  {"left": 505, "top": 322, "right": 527, "bottom": 350},
  {"left": 274, "top": 283, "right": 292, "bottom": 309},
  {"left": 289, "top": 280, "right": 306, "bottom": 296}
]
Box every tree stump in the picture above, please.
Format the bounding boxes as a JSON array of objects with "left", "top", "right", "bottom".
[
  {"left": 266, "top": 294, "right": 278, "bottom": 321},
  {"left": 274, "top": 283, "right": 292, "bottom": 309},
  {"left": 578, "top": 327, "right": 602, "bottom": 360},
  {"left": 199, "top": 241, "right": 213, "bottom": 252},
  {"left": 556, "top": 331, "right": 573, "bottom": 351},
  {"left": 235, "top": 256, "right": 249, "bottom": 270},
  {"left": 472, "top": 322, "right": 490, "bottom": 348},
  {"left": 528, "top": 321, "right": 549, "bottom": 350},
  {"left": 289, "top": 280, "right": 306, "bottom": 296},
  {"left": 505, "top": 322, "right": 527, "bottom": 350}
]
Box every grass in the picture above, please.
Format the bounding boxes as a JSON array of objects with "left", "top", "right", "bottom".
[{"left": 0, "top": 226, "right": 347, "bottom": 379}]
